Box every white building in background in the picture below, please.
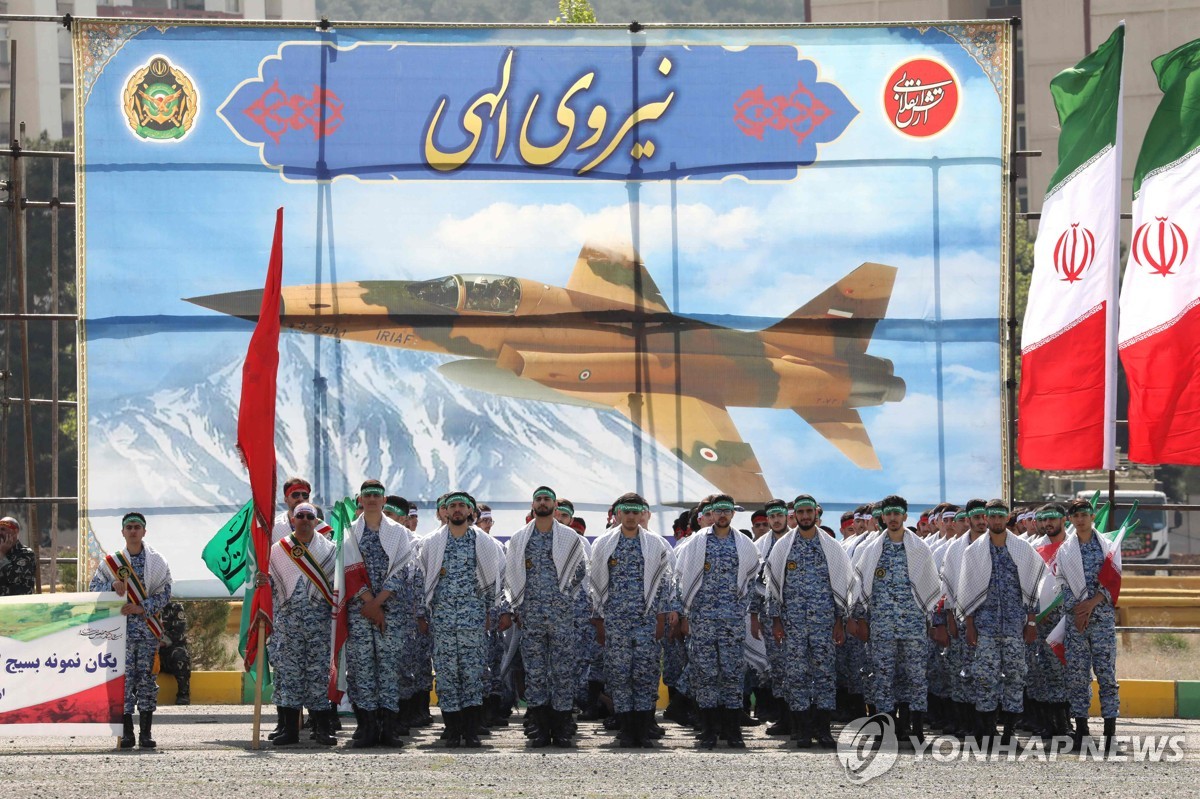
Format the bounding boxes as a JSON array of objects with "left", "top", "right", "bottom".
[{"left": 0, "top": 0, "right": 316, "bottom": 141}]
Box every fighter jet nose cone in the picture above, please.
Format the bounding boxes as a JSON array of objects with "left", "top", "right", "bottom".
[{"left": 185, "top": 289, "right": 272, "bottom": 321}]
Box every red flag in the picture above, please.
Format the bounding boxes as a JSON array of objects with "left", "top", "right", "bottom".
[{"left": 238, "top": 208, "right": 284, "bottom": 669}]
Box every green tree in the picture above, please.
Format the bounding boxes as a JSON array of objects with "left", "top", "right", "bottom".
[{"left": 552, "top": 0, "right": 597, "bottom": 24}]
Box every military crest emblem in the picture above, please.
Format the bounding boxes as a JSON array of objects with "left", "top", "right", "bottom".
[
  {"left": 787, "top": 560, "right": 798, "bottom": 571},
  {"left": 123, "top": 56, "right": 198, "bottom": 141}
]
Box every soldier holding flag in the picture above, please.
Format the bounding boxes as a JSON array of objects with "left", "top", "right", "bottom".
[
  {"left": 1056, "top": 498, "right": 1120, "bottom": 751},
  {"left": 267, "top": 502, "right": 338, "bottom": 746},
  {"left": 89, "top": 512, "right": 173, "bottom": 749}
]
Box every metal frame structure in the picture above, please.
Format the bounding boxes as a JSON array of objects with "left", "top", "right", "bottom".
[{"left": 0, "top": 36, "right": 76, "bottom": 593}]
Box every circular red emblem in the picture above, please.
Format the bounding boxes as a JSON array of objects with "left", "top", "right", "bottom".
[
  {"left": 884, "top": 59, "right": 959, "bottom": 138},
  {"left": 699, "top": 447, "right": 719, "bottom": 462}
]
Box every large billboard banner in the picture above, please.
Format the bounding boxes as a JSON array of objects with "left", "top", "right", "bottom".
[{"left": 75, "top": 21, "right": 1011, "bottom": 595}]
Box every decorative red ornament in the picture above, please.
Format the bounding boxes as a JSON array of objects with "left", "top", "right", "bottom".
[
  {"left": 1132, "top": 215, "right": 1189, "bottom": 277},
  {"left": 1052, "top": 223, "right": 1096, "bottom": 283},
  {"left": 244, "top": 79, "right": 344, "bottom": 145},
  {"left": 733, "top": 83, "right": 833, "bottom": 147}
]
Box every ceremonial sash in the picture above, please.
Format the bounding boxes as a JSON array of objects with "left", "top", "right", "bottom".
[
  {"left": 106, "top": 551, "right": 166, "bottom": 640},
  {"left": 281, "top": 534, "right": 336, "bottom": 607}
]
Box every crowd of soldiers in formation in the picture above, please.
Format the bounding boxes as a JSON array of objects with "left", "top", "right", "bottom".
[{"left": 87, "top": 480, "right": 1120, "bottom": 754}]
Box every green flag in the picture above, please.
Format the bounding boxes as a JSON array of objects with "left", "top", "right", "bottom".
[{"left": 200, "top": 500, "right": 254, "bottom": 594}]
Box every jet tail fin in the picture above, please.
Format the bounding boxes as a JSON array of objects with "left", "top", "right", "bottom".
[
  {"left": 763, "top": 263, "right": 898, "bottom": 358},
  {"left": 794, "top": 406, "right": 882, "bottom": 470}
]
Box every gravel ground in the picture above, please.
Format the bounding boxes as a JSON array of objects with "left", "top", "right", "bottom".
[{"left": 4, "top": 708, "right": 1200, "bottom": 798}]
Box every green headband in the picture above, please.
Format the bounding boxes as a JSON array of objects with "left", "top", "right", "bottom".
[
  {"left": 384, "top": 504, "right": 403, "bottom": 515},
  {"left": 616, "top": 502, "right": 648, "bottom": 513},
  {"left": 556, "top": 504, "right": 574, "bottom": 514},
  {"left": 872, "top": 509, "right": 884, "bottom": 517},
  {"left": 700, "top": 504, "right": 714, "bottom": 514},
  {"left": 967, "top": 508, "right": 987, "bottom": 518},
  {"left": 122, "top": 513, "right": 147, "bottom": 526},
  {"left": 533, "top": 489, "right": 556, "bottom": 501},
  {"left": 710, "top": 501, "right": 736, "bottom": 512},
  {"left": 1036, "top": 510, "right": 1065, "bottom": 520},
  {"left": 444, "top": 493, "right": 475, "bottom": 509},
  {"left": 765, "top": 507, "right": 788, "bottom": 516},
  {"left": 360, "top": 486, "right": 385, "bottom": 497},
  {"left": 881, "top": 506, "right": 905, "bottom": 515},
  {"left": 986, "top": 508, "right": 1009, "bottom": 517},
  {"left": 792, "top": 499, "right": 818, "bottom": 509},
  {"left": 954, "top": 511, "right": 967, "bottom": 521}
]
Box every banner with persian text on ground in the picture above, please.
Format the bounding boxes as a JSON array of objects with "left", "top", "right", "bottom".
[
  {"left": 0, "top": 593, "right": 127, "bottom": 734},
  {"left": 75, "top": 21, "right": 1011, "bottom": 595}
]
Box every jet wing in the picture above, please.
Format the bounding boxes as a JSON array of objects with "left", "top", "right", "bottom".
[
  {"left": 608, "top": 392, "right": 772, "bottom": 503},
  {"left": 565, "top": 242, "right": 671, "bottom": 313},
  {"left": 794, "top": 407, "right": 882, "bottom": 469}
]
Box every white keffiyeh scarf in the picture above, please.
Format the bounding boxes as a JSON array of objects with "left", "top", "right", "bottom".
[
  {"left": 270, "top": 530, "right": 336, "bottom": 603},
  {"left": 852, "top": 530, "right": 941, "bottom": 613},
  {"left": 420, "top": 525, "right": 506, "bottom": 612},
  {"left": 764, "top": 529, "right": 852, "bottom": 617},
  {"left": 588, "top": 527, "right": 672, "bottom": 618},
  {"left": 343, "top": 514, "right": 417, "bottom": 597},
  {"left": 674, "top": 527, "right": 760, "bottom": 615},
  {"left": 957, "top": 531, "right": 1046, "bottom": 616},
  {"left": 1054, "top": 530, "right": 1114, "bottom": 603},
  {"left": 504, "top": 520, "right": 587, "bottom": 609}
]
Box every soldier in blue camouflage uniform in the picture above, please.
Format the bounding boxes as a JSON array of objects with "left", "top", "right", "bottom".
[
  {"left": 753, "top": 500, "right": 791, "bottom": 735},
  {"left": 474, "top": 504, "right": 513, "bottom": 726},
  {"left": 766, "top": 495, "right": 848, "bottom": 748},
  {"left": 507, "top": 486, "right": 588, "bottom": 747},
  {"left": 660, "top": 511, "right": 697, "bottom": 726},
  {"left": 268, "top": 503, "right": 337, "bottom": 747},
  {"left": 344, "top": 481, "right": 421, "bottom": 749},
  {"left": 1027, "top": 504, "right": 1069, "bottom": 739},
  {"left": 421, "top": 493, "right": 509, "bottom": 747},
  {"left": 591, "top": 493, "right": 679, "bottom": 747},
  {"left": 90, "top": 512, "right": 172, "bottom": 750},
  {"left": 678, "top": 494, "right": 759, "bottom": 749},
  {"left": 1059, "top": 499, "right": 1120, "bottom": 751},
  {"left": 963, "top": 500, "right": 1041, "bottom": 746},
  {"left": 852, "top": 497, "right": 935, "bottom": 742},
  {"left": 383, "top": 496, "right": 431, "bottom": 732}
]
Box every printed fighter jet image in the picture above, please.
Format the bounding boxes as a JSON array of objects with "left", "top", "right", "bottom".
[{"left": 187, "top": 243, "right": 905, "bottom": 503}]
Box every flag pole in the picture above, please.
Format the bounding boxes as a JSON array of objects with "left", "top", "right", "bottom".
[{"left": 251, "top": 617, "right": 266, "bottom": 750}]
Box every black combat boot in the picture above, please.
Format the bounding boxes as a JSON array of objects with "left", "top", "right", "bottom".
[
  {"left": 349, "top": 706, "right": 378, "bottom": 749},
  {"left": 272, "top": 707, "right": 300, "bottom": 747},
  {"left": 725, "top": 708, "right": 747, "bottom": 748},
  {"left": 119, "top": 713, "right": 135, "bottom": 749},
  {"left": 767, "top": 701, "right": 792, "bottom": 736},
  {"left": 378, "top": 708, "right": 407, "bottom": 748},
  {"left": 138, "top": 711, "right": 157, "bottom": 749},
  {"left": 792, "top": 708, "right": 812, "bottom": 748},
  {"left": 698, "top": 708, "right": 719, "bottom": 750},
  {"left": 528, "top": 706, "right": 552, "bottom": 748},
  {"left": 312, "top": 708, "right": 337, "bottom": 746},
  {"left": 814, "top": 708, "right": 837, "bottom": 749},
  {"left": 1071, "top": 716, "right": 1091, "bottom": 752}
]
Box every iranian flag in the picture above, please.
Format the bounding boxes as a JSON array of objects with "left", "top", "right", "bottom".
[
  {"left": 1018, "top": 24, "right": 1123, "bottom": 469},
  {"left": 1047, "top": 615, "right": 1068, "bottom": 665},
  {"left": 1119, "top": 37, "right": 1200, "bottom": 464}
]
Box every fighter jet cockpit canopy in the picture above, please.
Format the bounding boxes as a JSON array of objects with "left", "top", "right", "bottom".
[{"left": 408, "top": 274, "right": 521, "bottom": 314}]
